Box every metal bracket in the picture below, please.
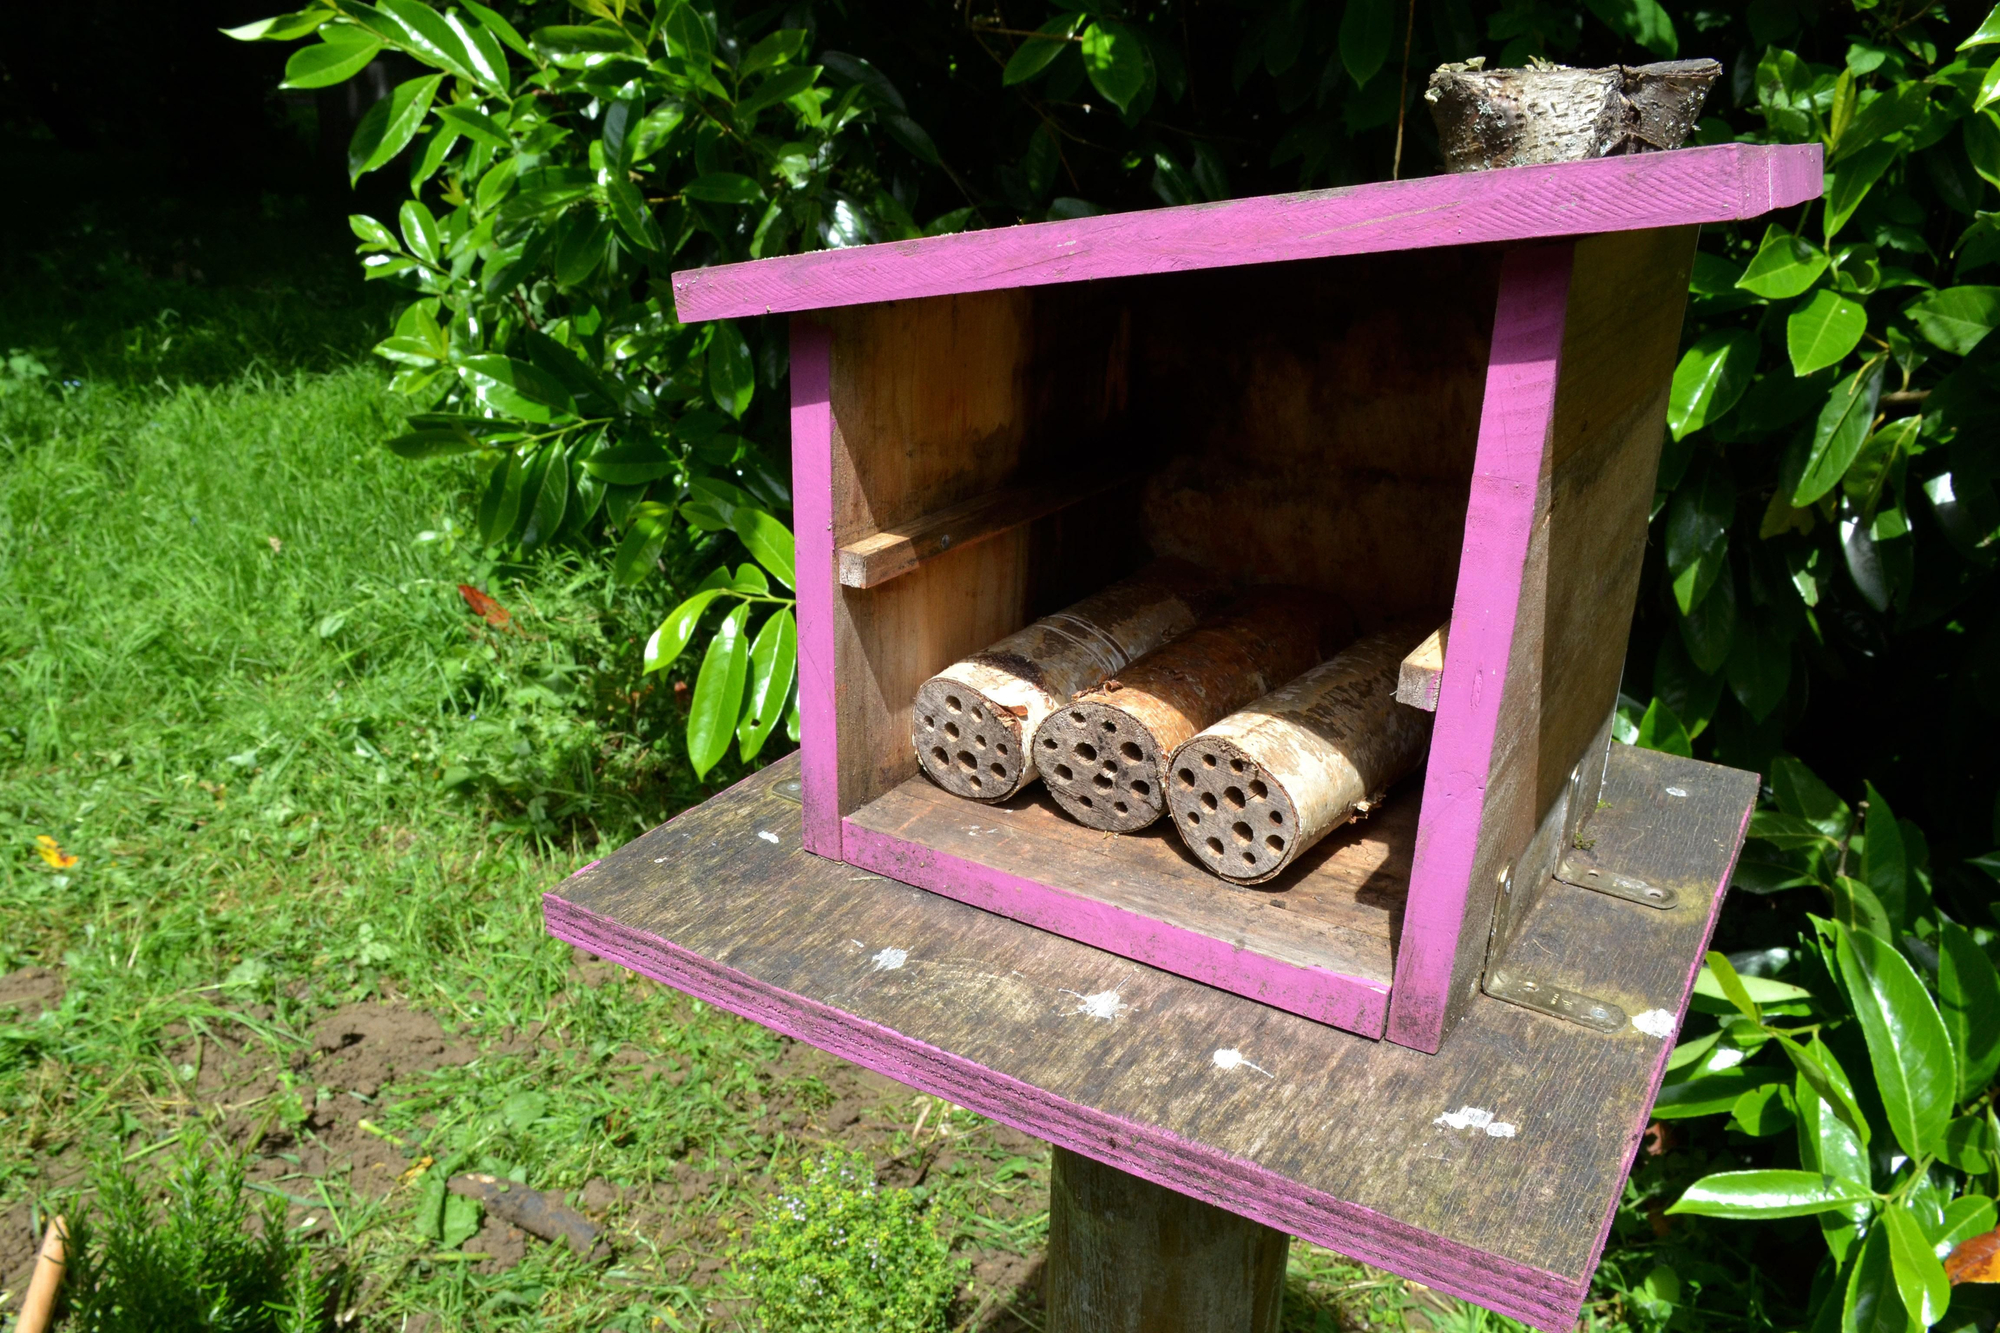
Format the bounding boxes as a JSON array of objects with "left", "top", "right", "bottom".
[
  {"left": 1556, "top": 848, "right": 1677, "bottom": 909},
  {"left": 770, "top": 776, "right": 804, "bottom": 804},
  {"left": 1484, "top": 967, "right": 1627, "bottom": 1034}
]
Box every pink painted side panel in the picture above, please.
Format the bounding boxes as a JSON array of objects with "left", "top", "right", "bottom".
[
  {"left": 544, "top": 890, "right": 1583, "bottom": 1330},
  {"left": 674, "top": 144, "right": 1822, "bottom": 321},
  {"left": 1385, "top": 245, "right": 1575, "bottom": 1052},
  {"left": 841, "top": 819, "right": 1392, "bottom": 1038},
  {"left": 789, "top": 318, "right": 840, "bottom": 857}
]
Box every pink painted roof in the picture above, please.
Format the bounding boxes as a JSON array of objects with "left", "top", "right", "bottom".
[{"left": 672, "top": 142, "right": 1822, "bottom": 322}]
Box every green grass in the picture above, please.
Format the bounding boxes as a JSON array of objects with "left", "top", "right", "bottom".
[{"left": 0, "top": 185, "right": 1774, "bottom": 1333}]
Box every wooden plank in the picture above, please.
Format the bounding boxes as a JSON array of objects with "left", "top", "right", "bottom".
[
  {"left": 1387, "top": 244, "right": 1572, "bottom": 1053},
  {"left": 544, "top": 743, "right": 1757, "bottom": 1332},
  {"left": 790, "top": 318, "right": 841, "bottom": 857},
  {"left": 838, "top": 470, "right": 1132, "bottom": 589},
  {"left": 1395, "top": 625, "right": 1449, "bottom": 711},
  {"left": 842, "top": 771, "right": 1410, "bottom": 1036},
  {"left": 672, "top": 144, "right": 1821, "bottom": 321}
]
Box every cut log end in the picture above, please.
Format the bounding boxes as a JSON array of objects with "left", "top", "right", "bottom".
[
  {"left": 1036, "top": 702, "right": 1170, "bottom": 832},
  {"left": 1165, "top": 739, "right": 1304, "bottom": 885},
  {"left": 913, "top": 678, "right": 1028, "bottom": 801},
  {"left": 1426, "top": 58, "right": 1721, "bottom": 173}
]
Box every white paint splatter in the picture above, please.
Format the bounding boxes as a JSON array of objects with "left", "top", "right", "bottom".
[
  {"left": 871, "top": 947, "right": 908, "bottom": 972},
  {"left": 1212, "top": 1048, "right": 1274, "bottom": 1077},
  {"left": 1631, "top": 1009, "right": 1677, "bottom": 1038},
  {"left": 1665, "top": 786, "right": 1689, "bottom": 798},
  {"left": 1434, "top": 1105, "right": 1519, "bottom": 1138},
  {"left": 1064, "top": 989, "right": 1129, "bottom": 1021},
  {"left": 653, "top": 856, "right": 669, "bottom": 864},
  {"left": 850, "top": 939, "right": 867, "bottom": 949},
  {"left": 758, "top": 830, "right": 780, "bottom": 844}
]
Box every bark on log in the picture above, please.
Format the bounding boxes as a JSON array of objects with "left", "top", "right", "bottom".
[
  {"left": 1035, "top": 589, "right": 1347, "bottom": 833},
  {"left": 1167, "top": 627, "right": 1434, "bottom": 884},
  {"left": 914, "top": 560, "right": 1225, "bottom": 802},
  {"left": 1426, "top": 59, "right": 1720, "bottom": 173}
]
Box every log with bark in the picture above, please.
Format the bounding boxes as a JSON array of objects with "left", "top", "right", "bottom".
[
  {"left": 1167, "top": 626, "right": 1434, "bottom": 884},
  {"left": 914, "top": 560, "right": 1225, "bottom": 802},
  {"left": 1035, "top": 588, "right": 1348, "bottom": 833},
  {"left": 1426, "top": 58, "right": 1720, "bottom": 173}
]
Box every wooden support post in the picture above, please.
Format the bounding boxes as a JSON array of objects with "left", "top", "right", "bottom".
[{"left": 1047, "top": 1147, "right": 1289, "bottom": 1333}]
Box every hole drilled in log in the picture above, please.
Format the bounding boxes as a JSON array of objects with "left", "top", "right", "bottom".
[
  {"left": 944, "top": 722, "right": 959, "bottom": 739},
  {"left": 1177, "top": 768, "right": 1194, "bottom": 786},
  {"left": 1224, "top": 786, "right": 1246, "bottom": 809},
  {"left": 1120, "top": 742, "right": 1144, "bottom": 762},
  {"left": 1055, "top": 764, "right": 1074, "bottom": 781},
  {"left": 1075, "top": 742, "right": 1098, "bottom": 762}
]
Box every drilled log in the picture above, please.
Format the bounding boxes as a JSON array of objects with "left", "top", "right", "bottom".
[
  {"left": 1035, "top": 589, "right": 1345, "bottom": 833},
  {"left": 1167, "top": 627, "right": 1434, "bottom": 884},
  {"left": 1426, "top": 59, "right": 1720, "bottom": 173},
  {"left": 914, "top": 560, "right": 1224, "bottom": 802}
]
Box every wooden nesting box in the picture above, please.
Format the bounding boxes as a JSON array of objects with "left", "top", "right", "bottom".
[{"left": 667, "top": 142, "right": 1820, "bottom": 1054}]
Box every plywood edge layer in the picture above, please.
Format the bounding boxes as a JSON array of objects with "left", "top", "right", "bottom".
[
  {"left": 839, "top": 819, "right": 1393, "bottom": 1037},
  {"left": 541, "top": 891, "right": 1587, "bottom": 1331},
  {"left": 838, "top": 470, "right": 1132, "bottom": 588}
]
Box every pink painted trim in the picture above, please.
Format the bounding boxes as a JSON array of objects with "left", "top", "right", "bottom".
[
  {"left": 842, "top": 819, "right": 1391, "bottom": 1038},
  {"left": 544, "top": 890, "right": 1587, "bottom": 1331},
  {"left": 1576, "top": 789, "right": 1755, "bottom": 1303},
  {"left": 1386, "top": 245, "right": 1575, "bottom": 1053},
  {"left": 674, "top": 144, "right": 1822, "bottom": 321},
  {"left": 789, "top": 318, "right": 840, "bottom": 858}
]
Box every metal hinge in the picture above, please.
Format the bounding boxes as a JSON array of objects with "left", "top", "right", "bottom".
[{"left": 1556, "top": 846, "right": 1677, "bottom": 909}]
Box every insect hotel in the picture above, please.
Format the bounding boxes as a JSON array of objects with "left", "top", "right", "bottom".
[{"left": 548, "top": 124, "right": 1822, "bottom": 1329}]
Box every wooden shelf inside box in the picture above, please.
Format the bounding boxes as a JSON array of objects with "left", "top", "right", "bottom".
[{"left": 841, "top": 769, "right": 1417, "bottom": 1038}]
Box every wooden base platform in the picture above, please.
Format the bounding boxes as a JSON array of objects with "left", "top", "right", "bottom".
[
  {"left": 844, "top": 772, "right": 1413, "bottom": 1036},
  {"left": 545, "top": 744, "right": 1754, "bottom": 1331}
]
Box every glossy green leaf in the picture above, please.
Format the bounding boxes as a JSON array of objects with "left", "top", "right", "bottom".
[
  {"left": 687, "top": 602, "right": 752, "bottom": 778},
  {"left": 1693, "top": 966, "right": 1814, "bottom": 1007},
  {"left": 738, "top": 608, "right": 797, "bottom": 761},
  {"left": 377, "top": 0, "right": 482, "bottom": 85},
  {"left": 1939, "top": 922, "right": 2000, "bottom": 1103},
  {"left": 1862, "top": 782, "right": 1908, "bottom": 928},
  {"left": 707, "top": 320, "right": 754, "bottom": 418},
  {"left": 520, "top": 442, "right": 568, "bottom": 547},
  {"left": 1003, "top": 13, "right": 1083, "bottom": 85},
  {"left": 1832, "top": 876, "right": 1896, "bottom": 952},
  {"left": 731, "top": 507, "right": 794, "bottom": 589},
  {"left": 1963, "top": 6, "right": 2000, "bottom": 48},
  {"left": 1702, "top": 951, "right": 1764, "bottom": 1022},
  {"left": 1725, "top": 615, "right": 1792, "bottom": 723},
  {"left": 223, "top": 10, "right": 329, "bottom": 41},
  {"left": 631, "top": 101, "right": 688, "bottom": 161},
  {"left": 1846, "top": 1226, "right": 1912, "bottom": 1333},
  {"left": 1732, "top": 1082, "right": 1796, "bottom": 1136},
  {"left": 683, "top": 173, "right": 765, "bottom": 205},
  {"left": 477, "top": 451, "right": 527, "bottom": 547},
  {"left": 1666, "top": 459, "right": 1733, "bottom": 612},
  {"left": 385, "top": 428, "right": 486, "bottom": 458},
  {"left": 1883, "top": 1208, "right": 1949, "bottom": 1328},
  {"left": 1080, "top": 21, "right": 1149, "bottom": 113},
  {"left": 663, "top": 2, "right": 714, "bottom": 70},
  {"left": 1339, "top": 0, "right": 1395, "bottom": 87},
  {"left": 1833, "top": 920, "right": 1955, "bottom": 1161},
  {"left": 740, "top": 28, "right": 808, "bottom": 77},
  {"left": 1979, "top": 59, "right": 2000, "bottom": 114},
  {"left": 1794, "top": 360, "right": 1886, "bottom": 507},
  {"left": 644, "top": 588, "right": 726, "bottom": 674},
  {"left": 1907, "top": 286, "right": 2000, "bottom": 355},
  {"left": 1634, "top": 697, "right": 1693, "bottom": 756},
  {"left": 456, "top": 355, "right": 577, "bottom": 423},
  {"left": 1940, "top": 1196, "right": 1998, "bottom": 1250},
  {"left": 1677, "top": 555, "right": 1735, "bottom": 675},
  {"left": 1749, "top": 809, "right": 1836, "bottom": 850},
  {"left": 738, "top": 66, "right": 819, "bottom": 119},
  {"left": 398, "top": 199, "right": 440, "bottom": 265},
  {"left": 1668, "top": 330, "right": 1759, "bottom": 439},
  {"left": 463, "top": 0, "right": 533, "bottom": 60},
  {"left": 584, "top": 441, "right": 678, "bottom": 485},
  {"left": 1825, "top": 141, "right": 1896, "bottom": 241},
  {"left": 1942, "top": 1115, "right": 1996, "bottom": 1173},
  {"left": 349, "top": 213, "right": 399, "bottom": 250},
  {"left": 348, "top": 74, "right": 444, "bottom": 183},
  {"left": 1667, "top": 1169, "right": 1876, "bottom": 1218},
  {"left": 1653, "top": 1067, "right": 1780, "bottom": 1119},
  {"left": 1778, "top": 1032, "right": 1873, "bottom": 1151},
  {"left": 605, "top": 177, "right": 661, "bottom": 253},
  {"left": 1770, "top": 756, "right": 1851, "bottom": 837},
  {"left": 434, "top": 104, "right": 510, "bottom": 148},
  {"left": 553, "top": 213, "right": 610, "bottom": 285},
  {"left": 283, "top": 28, "right": 384, "bottom": 89},
  {"left": 1738, "top": 225, "right": 1830, "bottom": 298},
  {"left": 1789, "top": 288, "right": 1870, "bottom": 376},
  {"left": 1583, "top": 0, "right": 1677, "bottom": 57}
]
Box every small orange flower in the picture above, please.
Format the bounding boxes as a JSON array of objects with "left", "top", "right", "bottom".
[{"left": 34, "top": 835, "right": 78, "bottom": 870}]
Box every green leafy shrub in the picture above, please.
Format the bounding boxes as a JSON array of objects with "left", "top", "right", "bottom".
[
  {"left": 229, "top": 0, "right": 964, "bottom": 778},
  {"left": 62, "top": 1143, "right": 326, "bottom": 1333},
  {"left": 1659, "top": 755, "right": 1999, "bottom": 1331},
  {"left": 742, "top": 1149, "right": 963, "bottom": 1333}
]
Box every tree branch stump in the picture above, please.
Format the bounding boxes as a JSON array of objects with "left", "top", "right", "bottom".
[
  {"left": 1035, "top": 589, "right": 1346, "bottom": 833},
  {"left": 913, "top": 561, "right": 1224, "bottom": 802},
  {"left": 1426, "top": 58, "right": 1721, "bottom": 173},
  {"left": 1046, "top": 1147, "right": 1289, "bottom": 1333},
  {"left": 1167, "top": 627, "right": 1434, "bottom": 884}
]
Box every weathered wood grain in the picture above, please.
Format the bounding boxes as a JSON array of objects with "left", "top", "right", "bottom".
[
  {"left": 1047, "top": 1147, "right": 1288, "bottom": 1333},
  {"left": 672, "top": 144, "right": 1820, "bottom": 321},
  {"left": 844, "top": 768, "right": 1413, "bottom": 1034},
  {"left": 544, "top": 744, "right": 1756, "bottom": 1331},
  {"left": 837, "top": 470, "right": 1132, "bottom": 589},
  {"left": 1427, "top": 60, "right": 1720, "bottom": 173}
]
